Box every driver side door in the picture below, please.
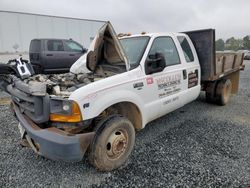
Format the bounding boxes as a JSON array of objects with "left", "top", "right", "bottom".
[{"left": 143, "top": 36, "right": 186, "bottom": 121}]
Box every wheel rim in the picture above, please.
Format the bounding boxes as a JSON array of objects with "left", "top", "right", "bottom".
[{"left": 106, "top": 129, "right": 128, "bottom": 159}]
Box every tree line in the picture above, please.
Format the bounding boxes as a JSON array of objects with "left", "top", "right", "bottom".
[{"left": 216, "top": 35, "right": 250, "bottom": 51}]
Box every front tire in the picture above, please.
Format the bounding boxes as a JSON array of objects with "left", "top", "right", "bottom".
[{"left": 88, "top": 116, "right": 135, "bottom": 171}]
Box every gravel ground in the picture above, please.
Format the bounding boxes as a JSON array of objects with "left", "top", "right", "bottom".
[{"left": 0, "top": 61, "right": 250, "bottom": 188}]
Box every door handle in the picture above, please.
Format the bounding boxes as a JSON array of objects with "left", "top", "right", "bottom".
[
  {"left": 183, "top": 70, "right": 187, "bottom": 80},
  {"left": 69, "top": 54, "right": 75, "bottom": 56},
  {"left": 46, "top": 54, "right": 53, "bottom": 56}
]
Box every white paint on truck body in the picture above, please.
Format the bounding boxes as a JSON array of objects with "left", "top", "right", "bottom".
[{"left": 69, "top": 32, "right": 201, "bottom": 129}]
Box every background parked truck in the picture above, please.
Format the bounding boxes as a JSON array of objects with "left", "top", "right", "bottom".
[{"left": 29, "top": 38, "right": 87, "bottom": 74}]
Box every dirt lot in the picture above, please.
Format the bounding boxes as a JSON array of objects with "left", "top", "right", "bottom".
[{"left": 0, "top": 61, "right": 250, "bottom": 188}]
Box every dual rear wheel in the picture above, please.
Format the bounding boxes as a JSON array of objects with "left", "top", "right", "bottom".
[{"left": 206, "top": 79, "right": 232, "bottom": 106}]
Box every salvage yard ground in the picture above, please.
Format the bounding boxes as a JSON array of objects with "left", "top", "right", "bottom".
[{"left": 0, "top": 61, "right": 250, "bottom": 187}]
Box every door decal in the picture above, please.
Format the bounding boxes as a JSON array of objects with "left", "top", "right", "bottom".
[
  {"left": 163, "top": 96, "right": 179, "bottom": 105},
  {"left": 156, "top": 73, "right": 182, "bottom": 98},
  {"left": 188, "top": 69, "right": 198, "bottom": 88}
]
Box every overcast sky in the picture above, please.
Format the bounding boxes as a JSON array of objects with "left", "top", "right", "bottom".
[{"left": 0, "top": 0, "right": 249, "bottom": 40}]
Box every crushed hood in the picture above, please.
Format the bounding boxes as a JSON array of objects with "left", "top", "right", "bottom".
[{"left": 70, "top": 22, "right": 129, "bottom": 74}]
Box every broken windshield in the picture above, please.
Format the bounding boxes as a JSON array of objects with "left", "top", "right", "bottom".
[{"left": 119, "top": 36, "right": 150, "bottom": 68}]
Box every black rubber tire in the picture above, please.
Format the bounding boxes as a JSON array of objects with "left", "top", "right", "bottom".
[
  {"left": 216, "top": 79, "right": 232, "bottom": 106},
  {"left": 205, "top": 82, "right": 217, "bottom": 103},
  {"left": 206, "top": 92, "right": 214, "bottom": 103},
  {"left": 88, "top": 116, "right": 135, "bottom": 171}
]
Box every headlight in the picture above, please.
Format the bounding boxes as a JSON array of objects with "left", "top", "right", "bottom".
[
  {"left": 50, "top": 99, "right": 82, "bottom": 123},
  {"left": 63, "top": 103, "right": 70, "bottom": 111}
]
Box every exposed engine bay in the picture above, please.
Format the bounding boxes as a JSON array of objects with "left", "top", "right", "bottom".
[
  {"left": 22, "top": 62, "right": 126, "bottom": 97},
  {"left": 23, "top": 72, "right": 101, "bottom": 96}
]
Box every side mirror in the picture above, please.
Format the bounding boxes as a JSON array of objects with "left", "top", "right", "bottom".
[
  {"left": 82, "top": 48, "right": 87, "bottom": 54},
  {"left": 145, "top": 52, "right": 166, "bottom": 75}
]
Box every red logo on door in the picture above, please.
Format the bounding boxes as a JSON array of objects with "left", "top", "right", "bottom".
[{"left": 146, "top": 77, "right": 154, "bottom": 85}]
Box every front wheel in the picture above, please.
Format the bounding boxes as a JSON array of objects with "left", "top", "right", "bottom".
[{"left": 88, "top": 116, "right": 135, "bottom": 171}]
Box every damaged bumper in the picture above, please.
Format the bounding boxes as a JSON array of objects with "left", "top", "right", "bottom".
[{"left": 13, "top": 104, "right": 95, "bottom": 162}]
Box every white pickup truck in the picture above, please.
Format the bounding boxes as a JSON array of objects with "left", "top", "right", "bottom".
[{"left": 0, "top": 22, "right": 244, "bottom": 171}]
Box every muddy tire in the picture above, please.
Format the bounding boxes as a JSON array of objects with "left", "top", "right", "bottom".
[
  {"left": 206, "top": 92, "right": 215, "bottom": 103},
  {"left": 216, "top": 79, "right": 232, "bottom": 106},
  {"left": 88, "top": 115, "right": 135, "bottom": 171},
  {"left": 205, "top": 82, "right": 217, "bottom": 103}
]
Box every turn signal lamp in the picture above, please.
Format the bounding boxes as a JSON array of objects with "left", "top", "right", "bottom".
[{"left": 50, "top": 101, "right": 82, "bottom": 123}]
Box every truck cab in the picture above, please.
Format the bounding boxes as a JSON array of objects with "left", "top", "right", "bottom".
[{"left": 116, "top": 33, "right": 201, "bottom": 122}]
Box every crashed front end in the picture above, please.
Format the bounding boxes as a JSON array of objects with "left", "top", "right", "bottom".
[
  {"left": 6, "top": 75, "right": 95, "bottom": 162},
  {"left": 0, "top": 21, "right": 129, "bottom": 162}
]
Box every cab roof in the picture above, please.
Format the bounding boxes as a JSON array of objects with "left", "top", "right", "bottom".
[{"left": 119, "top": 32, "right": 185, "bottom": 39}]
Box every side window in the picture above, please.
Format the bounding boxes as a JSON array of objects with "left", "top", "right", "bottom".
[
  {"left": 149, "top": 37, "right": 180, "bottom": 66},
  {"left": 177, "top": 36, "right": 194, "bottom": 62},
  {"left": 30, "top": 40, "right": 41, "bottom": 52},
  {"left": 64, "top": 41, "right": 83, "bottom": 52},
  {"left": 47, "top": 40, "right": 64, "bottom": 51}
]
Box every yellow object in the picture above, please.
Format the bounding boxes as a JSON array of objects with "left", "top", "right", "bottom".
[{"left": 50, "top": 101, "right": 82, "bottom": 122}]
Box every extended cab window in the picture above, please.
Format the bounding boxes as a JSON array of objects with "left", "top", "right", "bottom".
[
  {"left": 177, "top": 36, "right": 194, "bottom": 62},
  {"left": 47, "top": 40, "right": 64, "bottom": 51},
  {"left": 64, "top": 41, "right": 83, "bottom": 52},
  {"left": 149, "top": 37, "right": 180, "bottom": 66}
]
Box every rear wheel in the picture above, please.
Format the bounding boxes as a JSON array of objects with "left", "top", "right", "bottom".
[
  {"left": 206, "top": 92, "right": 214, "bottom": 103},
  {"left": 88, "top": 116, "right": 135, "bottom": 171},
  {"left": 216, "top": 79, "right": 232, "bottom": 106},
  {"left": 205, "top": 82, "right": 217, "bottom": 103}
]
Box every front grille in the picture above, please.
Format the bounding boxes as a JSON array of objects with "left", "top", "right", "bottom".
[{"left": 7, "top": 83, "right": 50, "bottom": 124}]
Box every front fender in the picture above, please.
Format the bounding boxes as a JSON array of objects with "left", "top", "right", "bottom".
[{"left": 71, "top": 89, "right": 146, "bottom": 126}]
